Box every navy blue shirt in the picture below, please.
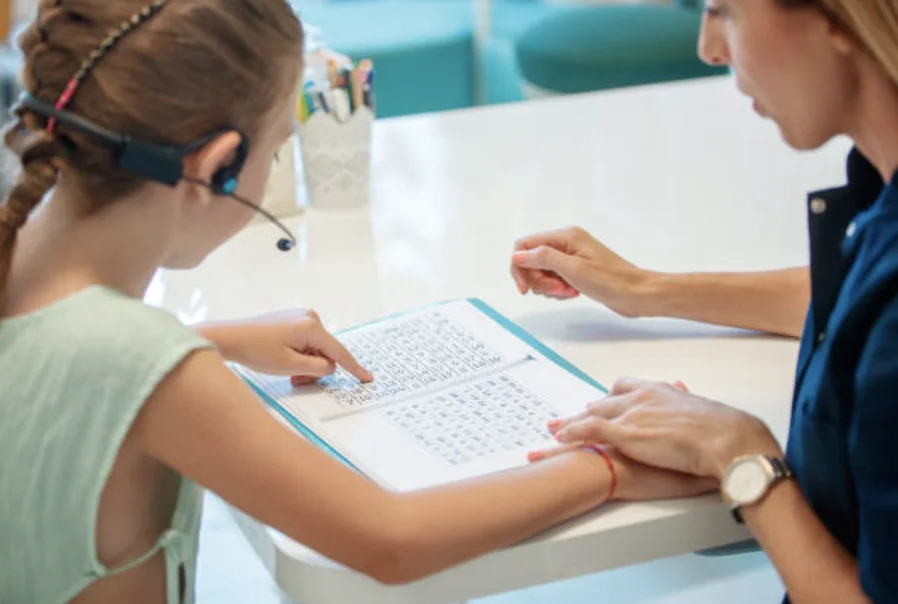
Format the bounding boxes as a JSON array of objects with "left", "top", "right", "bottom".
[{"left": 786, "top": 148, "right": 898, "bottom": 602}]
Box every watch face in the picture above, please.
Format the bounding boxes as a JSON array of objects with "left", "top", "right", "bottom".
[{"left": 724, "top": 458, "right": 770, "bottom": 505}]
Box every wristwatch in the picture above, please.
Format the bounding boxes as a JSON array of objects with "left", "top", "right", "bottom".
[{"left": 721, "top": 454, "right": 793, "bottom": 524}]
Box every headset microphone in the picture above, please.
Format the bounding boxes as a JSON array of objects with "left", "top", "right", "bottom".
[{"left": 182, "top": 176, "right": 296, "bottom": 251}]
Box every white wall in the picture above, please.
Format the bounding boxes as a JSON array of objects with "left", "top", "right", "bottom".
[{"left": 14, "top": 0, "right": 35, "bottom": 22}]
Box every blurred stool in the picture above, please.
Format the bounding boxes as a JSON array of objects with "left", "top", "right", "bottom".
[{"left": 515, "top": 2, "right": 726, "bottom": 97}]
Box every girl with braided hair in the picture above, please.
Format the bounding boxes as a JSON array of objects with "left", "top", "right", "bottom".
[{"left": 0, "top": 2, "right": 711, "bottom": 603}]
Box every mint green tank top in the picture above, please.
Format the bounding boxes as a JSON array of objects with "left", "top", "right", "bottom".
[{"left": 0, "top": 286, "right": 213, "bottom": 604}]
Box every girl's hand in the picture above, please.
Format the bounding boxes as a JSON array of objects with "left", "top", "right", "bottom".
[
  {"left": 196, "top": 310, "right": 372, "bottom": 386},
  {"left": 530, "top": 445, "right": 717, "bottom": 502}
]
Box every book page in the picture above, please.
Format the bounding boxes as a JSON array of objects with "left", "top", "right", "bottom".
[
  {"left": 238, "top": 299, "right": 603, "bottom": 489},
  {"left": 323, "top": 355, "right": 599, "bottom": 489},
  {"left": 237, "top": 300, "right": 535, "bottom": 424},
  {"left": 376, "top": 371, "right": 561, "bottom": 467},
  {"left": 283, "top": 300, "right": 537, "bottom": 421}
]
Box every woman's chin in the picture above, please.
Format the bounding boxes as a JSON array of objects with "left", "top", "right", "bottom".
[{"left": 777, "top": 124, "right": 834, "bottom": 152}]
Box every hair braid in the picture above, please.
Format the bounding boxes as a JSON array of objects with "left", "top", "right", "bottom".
[
  {"left": 0, "top": 111, "right": 65, "bottom": 301},
  {"left": 0, "top": 0, "right": 304, "bottom": 304}
]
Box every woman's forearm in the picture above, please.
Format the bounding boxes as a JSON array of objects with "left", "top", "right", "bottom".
[
  {"left": 639, "top": 267, "right": 810, "bottom": 338},
  {"left": 742, "top": 481, "right": 869, "bottom": 603}
]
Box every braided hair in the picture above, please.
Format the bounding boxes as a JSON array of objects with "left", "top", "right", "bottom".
[
  {"left": 0, "top": 0, "right": 304, "bottom": 301},
  {"left": 0, "top": 2, "right": 169, "bottom": 234}
]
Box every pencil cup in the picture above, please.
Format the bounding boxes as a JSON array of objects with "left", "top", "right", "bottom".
[
  {"left": 297, "top": 107, "right": 373, "bottom": 210},
  {"left": 258, "top": 134, "right": 304, "bottom": 221}
]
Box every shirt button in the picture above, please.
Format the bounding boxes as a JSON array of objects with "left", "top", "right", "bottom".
[
  {"left": 846, "top": 221, "right": 857, "bottom": 238},
  {"left": 818, "top": 332, "right": 826, "bottom": 343},
  {"left": 809, "top": 198, "right": 827, "bottom": 214}
]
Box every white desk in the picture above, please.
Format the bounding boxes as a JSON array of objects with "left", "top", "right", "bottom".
[{"left": 154, "top": 75, "right": 852, "bottom": 603}]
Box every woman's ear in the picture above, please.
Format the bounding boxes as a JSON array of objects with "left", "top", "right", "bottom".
[
  {"left": 181, "top": 131, "right": 244, "bottom": 204},
  {"left": 822, "top": 13, "right": 856, "bottom": 57}
]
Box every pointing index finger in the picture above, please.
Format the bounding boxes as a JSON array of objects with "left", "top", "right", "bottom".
[{"left": 312, "top": 327, "right": 373, "bottom": 383}]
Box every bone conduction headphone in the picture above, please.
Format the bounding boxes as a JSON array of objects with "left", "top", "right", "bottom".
[{"left": 15, "top": 92, "right": 296, "bottom": 252}]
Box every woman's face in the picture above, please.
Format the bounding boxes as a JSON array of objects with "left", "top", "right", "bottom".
[{"left": 698, "top": 0, "right": 858, "bottom": 150}]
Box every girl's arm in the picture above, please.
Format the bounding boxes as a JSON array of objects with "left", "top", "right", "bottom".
[{"left": 133, "top": 349, "right": 618, "bottom": 584}]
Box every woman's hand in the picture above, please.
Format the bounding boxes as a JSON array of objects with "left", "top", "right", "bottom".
[
  {"left": 531, "top": 377, "right": 782, "bottom": 480},
  {"left": 510, "top": 227, "right": 656, "bottom": 316},
  {"left": 196, "top": 310, "right": 372, "bottom": 386}
]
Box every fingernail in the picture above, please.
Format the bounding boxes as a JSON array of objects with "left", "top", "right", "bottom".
[
  {"left": 512, "top": 251, "right": 529, "bottom": 265},
  {"left": 555, "top": 429, "right": 568, "bottom": 442},
  {"left": 527, "top": 451, "right": 545, "bottom": 462},
  {"left": 547, "top": 418, "right": 563, "bottom": 430}
]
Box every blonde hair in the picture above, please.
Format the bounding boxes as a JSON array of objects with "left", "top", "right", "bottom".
[{"left": 780, "top": 0, "right": 898, "bottom": 87}]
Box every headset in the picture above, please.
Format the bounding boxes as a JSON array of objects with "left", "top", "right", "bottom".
[{"left": 15, "top": 92, "right": 296, "bottom": 252}]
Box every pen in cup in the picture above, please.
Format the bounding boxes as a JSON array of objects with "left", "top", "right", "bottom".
[{"left": 299, "top": 57, "right": 375, "bottom": 123}]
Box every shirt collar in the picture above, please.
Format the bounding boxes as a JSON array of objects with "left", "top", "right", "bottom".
[
  {"left": 799, "top": 147, "right": 884, "bottom": 358},
  {"left": 809, "top": 146, "right": 883, "bottom": 210}
]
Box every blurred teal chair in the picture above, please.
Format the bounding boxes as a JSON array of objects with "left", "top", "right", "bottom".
[
  {"left": 296, "top": 0, "right": 563, "bottom": 117},
  {"left": 514, "top": 0, "right": 727, "bottom": 97},
  {"left": 295, "top": 0, "right": 722, "bottom": 117},
  {"left": 477, "top": 0, "right": 571, "bottom": 104}
]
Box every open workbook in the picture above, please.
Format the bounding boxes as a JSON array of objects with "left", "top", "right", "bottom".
[{"left": 234, "top": 299, "right": 608, "bottom": 492}]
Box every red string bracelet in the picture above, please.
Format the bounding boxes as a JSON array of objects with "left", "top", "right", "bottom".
[{"left": 585, "top": 444, "right": 617, "bottom": 504}]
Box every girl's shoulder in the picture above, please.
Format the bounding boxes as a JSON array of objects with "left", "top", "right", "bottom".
[{"left": 0, "top": 284, "right": 213, "bottom": 401}]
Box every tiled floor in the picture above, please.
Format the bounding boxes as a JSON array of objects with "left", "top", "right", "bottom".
[{"left": 196, "top": 493, "right": 784, "bottom": 604}]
